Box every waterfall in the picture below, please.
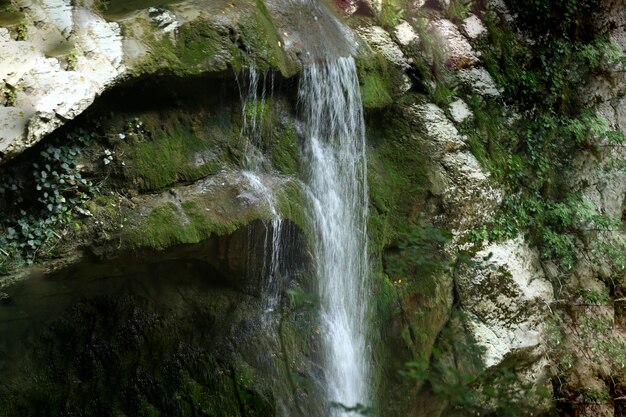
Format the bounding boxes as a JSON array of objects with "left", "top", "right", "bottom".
[
  {"left": 237, "top": 68, "right": 302, "bottom": 417},
  {"left": 299, "top": 57, "right": 371, "bottom": 416},
  {"left": 236, "top": 48, "right": 371, "bottom": 415}
]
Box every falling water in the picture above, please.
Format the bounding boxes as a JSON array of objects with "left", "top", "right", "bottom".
[
  {"left": 237, "top": 67, "right": 302, "bottom": 417},
  {"left": 299, "top": 57, "right": 370, "bottom": 415},
  {"left": 236, "top": 67, "right": 286, "bottom": 318},
  {"left": 236, "top": 34, "right": 371, "bottom": 414}
]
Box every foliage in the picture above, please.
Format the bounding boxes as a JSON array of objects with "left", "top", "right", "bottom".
[
  {"left": 2, "top": 86, "right": 16, "bottom": 107},
  {"left": 403, "top": 16, "right": 456, "bottom": 106},
  {"left": 546, "top": 306, "right": 626, "bottom": 383},
  {"left": 15, "top": 18, "right": 27, "bottom": 40},
  {"left": 385, "top": 224, "right": 452, "bottom": 280},
  {"left": 459, "top": 10, "right": 626, "bottom": 411},
  {"left": 464, "top": 8, "right": 626, "bottom": 273},
  {"left": 403, "top": 320, "right": 548, "bottom": 416},
  {"left": 379, "top": 0, "right": 405, "bottom": 28},
  {"left": 505, "top": 0, "right": 599, "bottom": 39},
  {"left": 0, "top": 130, "right": 96, "bottom": 270},
  {"left": 468, "top": 192, "right": 620, "bottom": 270},
  {"left": 446, "top": 0, "right": 470, "bottom": 23},
  {"left": 66, "top": 49, "right": 78, "bottom": 70}
]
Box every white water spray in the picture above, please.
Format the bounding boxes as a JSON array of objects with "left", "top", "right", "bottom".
[{"left": 299, "top": 57, "right": 370, "bottom": 416}]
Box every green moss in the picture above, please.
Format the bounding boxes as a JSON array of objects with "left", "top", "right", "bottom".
[
  {"left": 124, "top": 200, "right": 257, "bottom": 251},
  {"left": 118, "top": 130, "right": 221, "bottom": 191},
  {"left": 134, "top": 4, "right": 297, "bottom": 78},
  {"left": 245, "top": 97, "right": 301, "bottom": 175},
  {"left": 134, "top": 20, "right": 239, "bottom": 77},
  {"left": 0, "top": 293, "right": 275, "bottom": 417},
  {"left": 378, "top": 0, "right": 406, "bottom": 28},
  {"left": 268, "top": 124, "right": 299, "bottom": 175},
  {"left": 178, "top": 21, "right": 230, "bottom": 65},
  {"left": 356, "top": 53, "right": 406, "bottom": 109},
  {"left": 372, "top": 274, "right": 399, "bottom": 326},
  {"left": 366, "top": 103, "right": 430, "bottom": 251},
  {"left": 276, "top": 181, "right": 307, "bottom": 231},
  {"left": 237, "top": 0, "right": 298, "bottom": 76},
  {"left": 361, "top": 73, "right": 394, "bottom": 109}
]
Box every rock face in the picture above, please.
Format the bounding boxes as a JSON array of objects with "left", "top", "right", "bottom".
[
  {"left": 356, "top": 25, "right": 411, "bottom": 68},
  {"left": 2, "top": 0, "right": 620, "bottom": 416},
  {"left": 456, "top": 237, "right": 553, "bottom": 369},
  {"left": 431, "top": 18, "right": 479, "bottom": 69},
  {"left": 0, "top": 3, "right": 125, "bottom": 161},
  {"left": 413, "top": 102, "right": 502, "bottom": 231}
]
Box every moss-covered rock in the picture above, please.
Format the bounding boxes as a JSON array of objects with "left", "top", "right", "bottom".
[
  {"left": 131, "top": 1, "right": 299, "bottom": 78},
  {"left": 356, "top": 53, "right": 407, "bottom": 109}
]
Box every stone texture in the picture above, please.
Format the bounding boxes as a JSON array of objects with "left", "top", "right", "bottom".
[
  {"left": 448, "top": 98, "right": 472, "bottom": 123},
  {"left": 456, "top": 236, "right": 554, "bottom": 368},
  {"left": 393, "top": 20, "right": 419, "bottom": 46},
  {"left": 431, "top": 19, "right": 479, "bottom": 69},
  {"left": 462, "top": 14, "right": 487, "bottom": 39},
  {"left": 0, "top": 5, "right": 125, "bottom": 162},
  {"left": 456, "top": 67, "right": 502, "bottom": 97},
  {"left": 356, "top": 25, "right": 410, "bottom": 69},
  {"left": 148, "top": 7, "right": 180, "bottom": 33},
  {"left": 412, "top": 102, "right": 502, "bottom": 233}
]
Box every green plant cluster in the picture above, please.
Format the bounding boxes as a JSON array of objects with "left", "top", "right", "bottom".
[
  {"left": 0, "top": 131, "right": 96, "bottom": 270},
  {"left": 15, "top": 17, "right": 26, "bottom": 40},
  {"left": 403, "top": 319, "right": 549, "bottom": 417},
  {"left": 378, "top": 0, "right": 405, "bottom": 28},
  {"left": 385, "top": 224, "right": 452, "bottom": 280},
  {"left": 447, "top": 0, "right": 470, "bottom": 23},
  {"left": 505, "top": 0, "right": 598, "bottom": 40},
  {"left": 461, "top": 5, "right": 626, "bottom": 410},
  {"left": 462, "top": 6, "right": 626, "bottom": 272}
]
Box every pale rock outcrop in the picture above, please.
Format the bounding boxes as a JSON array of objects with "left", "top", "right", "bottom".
[
  {"left": 448, "top": 98, "right": 472, "bottom": 123},
  {"left": 148, "top": 7, "right": 180, "bottom": 34},
  {"left": 462, "top": 14, "right": 487, "bottom": 39},
  {"left": 487, "top": 0, "right": 514, "bottom": 22},
  {"left": 411, "top": 101, "right": 554, "bottom": 386},
  {"left": 365, "top": 0, "right": 382, "bottom": 14},
  {"left": 0, "top": 4, "right": 125, "bottom": 162},
  {"left": 356, "top": 25, "right": 410, "bottom": 69},
  {"left": 431, "top": 19, "right": 479, "bottom": 69},
  {"left": 393, "top": 20, "right": 418, "bottom": 46},
  {"left": 456, "top": 67, "right": 502, "bottom": 97},
  {"left": 412, "top": 102, "right": 502, "bottom": 232},
  {"left": 456, "top": 236, "right": 554, "bottom": 368}
]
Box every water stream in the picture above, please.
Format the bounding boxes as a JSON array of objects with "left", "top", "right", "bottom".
[
  {"left": 237, "top": 21, "right": 371, "bottom": 414},
  {"left": 299, "top": 57, "right": 371, "bottom": 416}
]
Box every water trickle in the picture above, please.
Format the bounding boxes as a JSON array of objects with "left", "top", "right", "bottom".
[
  {"left": 237, "top": 67, "right": 285, "bottom": 316},
  {"left": 299, "top": 56, "right": 371, "bottom": 416},
  {"left": 238, "top": 68, "right": 276, "bottom": 172}
]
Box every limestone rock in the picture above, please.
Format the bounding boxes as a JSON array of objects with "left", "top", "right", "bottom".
[
  {"left": 356, "top": 25, "right": 410, "bottom": 69},
  {"left": 412, "top": 103, "right": 502, "bottom": 232},
  {"left": 0, "top": 6, "right": 125, "bottom": 162},
  {"left": 148, "top": 7, "right": 180, "bottom": 33},
  {"left": 431, "top": 19, "right": 480, "bottom": 69},
  {"left": 462, "top": 14, "right": 487, "bottom": 39},
  {"left": 448, "top": 98, "right": 472, "bottom": 123},
  {"left": 456, "top": 236, "right": 554, "bottom": 368},
  {"left": 393, "top": 20, "right": 419, "bottom": 46},
  {"left": 456, "top": 67, "right": 502, "bottom": 97},
  {"left": 487, "top": 0, "right": 514, "bottom": 22}
]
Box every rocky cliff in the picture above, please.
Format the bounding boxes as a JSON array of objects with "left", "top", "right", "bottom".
[{"left": 0, "top": 0, "right": 624, "bottom": 416}]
